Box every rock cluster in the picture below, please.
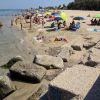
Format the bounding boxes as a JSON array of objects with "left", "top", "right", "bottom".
[{"left": 1, "top": 34, "right": 100, "bottom": 100}]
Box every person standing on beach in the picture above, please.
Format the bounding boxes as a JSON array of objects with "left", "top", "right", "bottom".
[
  {"left": 42, "top": 17, "right": 45, "bottom": 28},
  {"left": 15, "top": 18, "right": 17, "bottom": 25},
  {"left": 20, "top": 23, "right": 23, "bottom": 30},
  {"left": 11, "top": 19, "right": 13, "bottom": 26}
]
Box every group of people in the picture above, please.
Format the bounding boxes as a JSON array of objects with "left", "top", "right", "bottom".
[
  {"left": 24, "top": 14, "right": 45, "bottom": 26},
  {"left": 57, "top": 21, "right": 67, "bottom": 30},
  {"left": 57, "top": 20, "right": 80, "bottom": 31},
  {"left": 91, "top": 18, "right": 100, "bottom": 25},
  {"left": 13, "top": 10, "right": 81, "bottom": 31}
]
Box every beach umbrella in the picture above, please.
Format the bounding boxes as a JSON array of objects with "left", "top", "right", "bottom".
[
  {"left": 93, "top": 14, "right": 100, "bottom": 18},
  {"left": 45, "top": 12, "right": 51, "bottom": 16},
  {"left": 73, "top": 16, "right": 85, "bottom": 20},
  {"left": 51, "top": 13, "right": 60, "bottom": 17},
  {"left": 60, "top": 12, "right": 68, "bottom": 21}
]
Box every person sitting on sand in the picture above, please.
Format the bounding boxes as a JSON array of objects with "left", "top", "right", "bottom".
[
  {"left": 57, "top": 22, "right": 62, "bottom": 29},
  {"left": 94, "top": 19, "right": 97, "bottom": 25},
  {"left": 69, "top": 20, "right": 75, "bottom": 29},
  {"left": 51, "top": 22, "right": 55, "bottom": 28},
  {"left": 97, "top": 19, "right": 100, "bottom": 26},
  {"left": 71, "top": 20, "right": 75, "bottom": 25},
  {"left": 91, "top": 19, "right": 94, "bottom": 25},
  {"left": 63, "top": 21, "right": 67, "bottom": 29}
]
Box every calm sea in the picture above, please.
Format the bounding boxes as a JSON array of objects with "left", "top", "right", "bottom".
[{"left": 0, "top": 9, "right": 23, "bottom": 16}]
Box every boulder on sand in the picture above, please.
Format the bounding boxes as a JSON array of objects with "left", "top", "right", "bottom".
[
  {"left": 10, "top": 61, "right": 46, "bottom": 83},
  {"left": 95, "top": 41, "right": 100, "bottom": 49},
  {"left": 83, "top": 41, "right": 96, "bottom": 49},
  {"left": 48, "top": 65, "right": 100, "bottom": 100},
  {"left": 0, "top": 75, "right": 15, "bottom": 99},
  {"left": 68, "top": 50, "right": 86, "bottom": 66},
  {"left": 34, "top": 55, "right": 64, "bottom": 69},
  {"left": 82, "top": 48, "right": 100, "bottom": 67},
  {"left": 71, "top": 41, "right": 83, "bottom": 51},
  {"left": 57, "top": 46, "right": 73, "bottom": 62}
]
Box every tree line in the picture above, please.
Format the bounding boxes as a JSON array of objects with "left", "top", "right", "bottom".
[
  {"left": 38, "top": 0, "right": 100, "bottom": 11},
  {"left": 67, "top": 0, "right": 100, "bottom": 11}
]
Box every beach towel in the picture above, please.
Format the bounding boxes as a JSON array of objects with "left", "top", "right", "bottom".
[
  {"left": 46, "top": 27, "right": 60, "bottom": 32},
  {"left": 87, "top": 28, "right": 100, "bottom": 32}
]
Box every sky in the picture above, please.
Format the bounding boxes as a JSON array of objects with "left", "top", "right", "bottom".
[{"left": 0, "top": 0, "right": 74, "bottom": 9}]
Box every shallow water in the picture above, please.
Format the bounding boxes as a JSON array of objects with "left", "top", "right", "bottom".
[{"left": 0, "top": 16, "right": 33, "bottom": 67}]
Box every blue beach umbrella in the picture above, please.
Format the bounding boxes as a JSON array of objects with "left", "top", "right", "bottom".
[{"left": 52, "top": 13, "right": 60, "bottom": 17}]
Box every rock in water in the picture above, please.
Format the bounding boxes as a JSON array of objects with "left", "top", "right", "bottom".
[
  {"left": 34, "top": 55, "right": 64, "bottom": 69},
  {"left": 0, "top": 75, "right": 15, "bottom": 99},
  {"left": 0, "top": 22, "right": 3, "bottom": 27},
  {"left": 10, "top": 61, "right": 46, "bottom": 83},
  {"left": 1, "top": 56, "right": 23, "bottom": 68},
  {"left": 6, "top": 56, "right": 23, "bottom": 68}
]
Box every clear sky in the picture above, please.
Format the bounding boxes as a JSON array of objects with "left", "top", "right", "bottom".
[{"left": 0, "top": 0, "right": 74, "bottom": 9}]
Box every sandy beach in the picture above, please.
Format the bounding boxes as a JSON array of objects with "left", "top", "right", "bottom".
[{"left": 14, "top": 10, "right": 100, "bottom": 55}]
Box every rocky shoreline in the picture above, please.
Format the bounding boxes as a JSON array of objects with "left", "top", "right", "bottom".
[
  {"left": 0, "top": 33, "right": 100, "bottom": 99},
  {"left": 0, "top": 10, "right": 100, "bottom": 100}
]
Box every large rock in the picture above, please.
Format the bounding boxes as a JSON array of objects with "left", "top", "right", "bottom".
[
  {"left": 71, "top": 41, "right": 83, "bottom": 51},
  {"left": 28, "top": 83, "right": 48, "bottom": 100},
  {"left": 48, "top": 65, "right": 100, "bottom": 100},
  {"left": 0, "top": 75, "right": 15, "bottom": 99},
  {"left": 4, "top": 80, "right": 48, "bottom": 100},
  {"left": 83, "top": 41, "right": 96, "bottom": 49},
  {"left": 1, "top": 56, "right": 23, "bottom": 68},
  {"left": 68, "top": 50, "right": 86, "bottom": 66},
  {"left": 82, "top": 48, "right": 100, "bottom": 67},
  {"left": 47, "top": 46, "right": 61, "bottom": 57},
  {"left": 34, "top": 55, "right": 64, "bottom": 69},
  {"left": 57, "top": 46, "right": 73, "bottom": 62},
  {"left": 10, "top": 61, "right": 46, "bottom": 83},
  {"left": 95, "top": 41, "right": 100, "bottom": 49}
]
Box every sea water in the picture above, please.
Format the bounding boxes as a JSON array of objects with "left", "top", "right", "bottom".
[{"left": 0, "top": 10, "right": 33, "bottom": 70}]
